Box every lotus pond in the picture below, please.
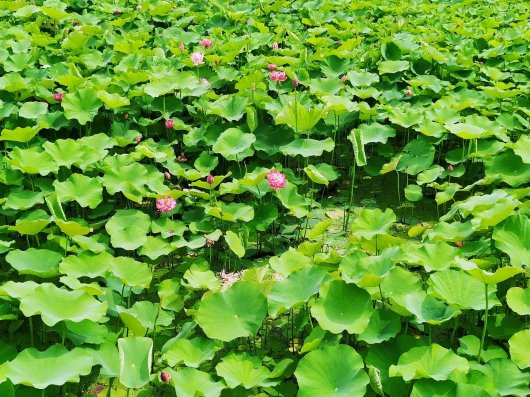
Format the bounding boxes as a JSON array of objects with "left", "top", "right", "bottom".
[{"left": 0, "top": 0, "right": 529, "bottom": 396}]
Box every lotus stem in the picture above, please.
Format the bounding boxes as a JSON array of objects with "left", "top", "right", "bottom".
[
  {"left": 29, "top": 316, "right": 34, "bottom": 347},
  {"left": 477, "top": 284, "right": 489, "bottom": 363},
  {"left": 344, "top": 164, "right": 355, "bottom": 232},
  {"left": 396, "top": 170, "right": 401, "bottom": 206}
]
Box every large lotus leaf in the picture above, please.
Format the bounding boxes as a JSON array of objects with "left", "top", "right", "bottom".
[
  {"left": 411, "top": 379, "right": 490, "bottom": 397},
  {"left": 63, "top": 320, "right": 111, "bottom": 345},
  {"left": 427, "top": 221, "right": 474, "bottom": 242},
  {"left": 492, "top": 214, "right": 530, "bottom": 267},
  {"left": 196, "top": 281, "right": 267, "bottom": 342},
  {"left": 466, "top": 359, "right": 530, "bottom": 397},
  {"left": 311, "top": 280, "right": 373, "bottom": 334},
  {"left": 0, "top": 124, "right": 46, "bottom": 143},
  {"left": 19, "top": 283, "right": 107, "bottom": 326},
  {"left": 138, "top": 236, "right": 173, "bottom": 260},
  {"left": 340, "top": 247, "right": 398, "bottom": 287},
  {"left": 357, "top": 122, "right": 396, "bottom": 144},
  {"left": 465, "top": 266, "right": 523, "bottom": 285},
  {"left": 485, "top": 150, "right": 530, "bottom": 187},
  {"left": 276, "top": 184, "right": 309, "bottom": 218},
  {"left": 388, "top": 108, "right": 424, "bottom": 128},
  {"left": 166, "top": 368, "right": 225, "bottom": 397},
  {"left": 380, "top": 267, "right": 423, "bottom": 315},
  {"left": 205, "top": 202, "right": 254, "bottom": 222},
  {"left": 397, "top": 139, "right": 435, "bottom": 175},
  {"left": 1, "top": 345, "right": 93, "bottom": 389},
  {"left": 105, "top": 209, "right": 151, "bottom": 251},
  {"left": 402, "top": 242, "right": 460, "bottom": 272},
  {"left": 346, "top": 70, "right": 379, "bottom": 87},
  {"left": 428, "top": 270, "right": 499, "bottom": 310},
  {"left": 212, "top": 128, "right": 255, "bottom": 159},
  {"left": 59, "top": 252, "right": 112, "bottom": 279},
  {"left": 224, "top": 231, "right": 245, "bottom": 258},
  {"left": 268, "top": 266, "right": 328, "bottom": 317},
  {"left": 280, "top": 138, "right": 335, "bottom": 157},
  {"left": 390, "top": 344, "right": 469, "bottom": 381},
  {"left": 182, "top": 265, "right": 221, "bottom": 290},
  {"left": 158, "top": 278, "right": 184, "bottom": 312},
  {"left": 9, "top": 209, "right": 51, "bottom": 235},
  {"left": 351, "top": 208, "right": 396, "bottom": 240},
  {"left": 18, "top": 101, "right": 48, "bottom": 119},
  {"left": 216, "top": 353, "right": 276, "bottom": 389},
  {"left": 119, "top": 301, "right": 173, "bottom": 335},
  {"left": 118, "top": 337, "right": 153, "bottom": 389},
  {"left": 457, "top": 335, "right": 507, "bottom": 363},
  {"left": 96, "top": 90, "right": 130, "bottom": 109},
  {"left": 275, "top": 101, "right": 327, "bottom": 133},
  {"left": 295, "top": 344, "right": 369, "bottom": 397},
  {"left": 506, "top": 286, "right": 530, "bottom": 315},
  {"left": 207, "top": 95, "right": 248, "bottom": 121},
  {"left": 55, "top": 218, "right": 92, "bottom": 237},
  {"left": 508, "top": 330, "right": 530, "bottom": 369},
  {"left": 109, "top": 257, "right": 152, "bottom": 289},
  {"left": 53, "top": 174, "right": 103, "bottom": 209},
  {"left": 62, "top": 88, "right": 103, "bottom": 125},
  {"left": 7, "top": 147, "right": 58, "bottom": 175},
  {"left": 3, "top": 190, "right": 44, "bottom": 210},
  {"left": 269, "top": 248, "right": 311, "bottom": 276},
  {"left": 507, "top": 135, "right": 530, "bottom": 164},
  {"left": 357, "top": 309, "right": 401, "bottom": 344},
  {"left": 162, "top": 337, "right": 217, "bottom": 368},
  {"left": 5, "top": 248, "right": 62, "bottom": 278},
  {"left": 404, "top": 292, "right": 461, "bottom": 325},
  {"left": 0, "top": 281, "right": 39, "bottom": 300}
]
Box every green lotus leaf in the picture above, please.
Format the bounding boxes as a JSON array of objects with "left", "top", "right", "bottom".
[
  {"left": 206, "top": 202, "right": 254, "bottom": 222},
  {"left": 196, "top": 281, "right": 267, "bottom": 342},
  {"left": 0, "top": 72, "right": 30, "bottom": 92},
  {"left": 378, "top": 60, "right": 409, "bottom": 74},
  {"left": 295, "top": 344, "right": 369, "bottom": 397},
  {"left": 356, "top": 122, "right": 396, "bottom": 144},
  {"left": 321, "top": 95, "right": 359, "bottom": 113},
  {"left": 105, "top": 209, "right": 151, "bottom": 251},
  {"left": 0, "top": 124, "right": 47, "bottom": 143},
  {"left": 138, "top": 236, "right": 173, "bottom": 260},
  {"left": 158, "top": 278, "right": 184, "bottom": 312},
  {"left": 212, "top": 128, "right": 255, "bottom": 160},
  {"left": 43, "top": 138, "right": 85, "bottom": 168},
  {"left": 62, "top": 88, "right": 103, "bottom": 125},
  {"left": 389, "top": 108, "right": 424, "bottom": 128},
  {"left": 305, "top": 164, "right": 330, "bottom": 185},
  {"left": 340, "top": 247, "right": 398, "bottom": 287},
  {"left": 300, "top": 325, "right": 341, "bottom": 354},
  {"left": 63, "top": 320, "right": 111, "bottom": 345},
  {"left": 224, "top": 231, "right": 245, "bottom": 258},
  {"left": 347, "top": 70, "right": 379, "bottom": 87},
  {"left": 19, "top": 283, "right": 107, "bottom": 326},
  {"left": 397, "top": 139, "right": 435, "bottom": 175},
  {"left": 280, "top": 137, "right": 335, "bottom": 157},
  {"left": 411, "top": 379, "right": 489, "bottom": 397},
  {"left": 509, "top": 329, "right": 530, "bottom": 369},
  {"left": 151, "top": 218, "right": 187, "bottom": 238},
  {"left": 351, "top": 208, "right": 396, "bottom": 240},
  {"left": 162, "top": 337, "right": 217, "bottom": 368},
  {"left": 96, "top": 90, "right": 130, "bottom": 109},
  {"left": 402, "top": 242, "right": 460, "bottom": 272},
  {"left": 6, "top": 248, "right": 62, "bottom": 278},
  {"left": 311, "top": 280, "right": 373, "bottom": 334},
  {"left": 404, "top": 184, "right": 423, "bottom": 201},
  {"left": 468, "top": 359, "right": 530, "bottom": 397},
  {"left": 269, "top": 248, "right": 311, "bottom": 276},
  {"left": 492, "top": 214, "right": 530, "bottom": 267},
  {"left": 485, "top": 150, "right": 530, "bottom": 187},
  {"left": 427, "top": 221, "right": 474, "bottom": 242},
  {"left": 457, "top": 335, "right": 507, "bottom": 363},
  {"left": 109, "top": 257, "right": 152, "bottom": 289},
  {"left": 119, "top": 301, "right": 173, "bottom": 333},
  {"left": 1, "top": 345, "right": 93, "bottom": 389},
  {"left": 71, "top": 234, "right": 110, "bottom": 253},
  {"left": 9, "top": 209, "right": 51, "bottom": 235},
  {"left": 53, "top": 174, "right": 103, "bottom": 209},
  {"left": 404, "top": 292, "right": 461, "bottom": 325},
  {"left": 216, "top": 353, "right": 276, "bottom": 389},
  {"left": 3, "top": 190, "right": 44, "bottom": 210},
  {"left": 428, "top": 269, "right": 499, "bottom": 310},
  {"left": 18, "top": 101, "right": 48, "bottom": 119},
  {"left": 118, "top": 337, "right": 153, "bottom": 389},
  {"left": 390, "top": 344, "right": 468, "bottom": 381},
  {"left": 275, "top": 183, "right": 309, "bottom": 218},
  {"left": 357, "top": 309, "right": 401, "bottom": 344},
  {"left": 268, "top": 266, "right": 328, "bottom": 317},
  {"left": 182, "top": 264, "right": 221, "bottom": 290},
  {"left": 465, "top": 266, "right": 523, "bottom": 285},
  {"left": 276, "top": 100, "right": 327, "bottom": 133},
  {"left": 207, "top": 95, "right": 248, "bottom": 121},
  {"left": 0, "top": 281, "right": 39, "bottom": 300},
  {"left": 166, "top": 368, "right": 225, "bottom": 397},
  {"left": 506, "top": 286, "right": 530, "bottom": 315},
  {"left": 507, "top": 135, "right": 530, "bottom": 164}
]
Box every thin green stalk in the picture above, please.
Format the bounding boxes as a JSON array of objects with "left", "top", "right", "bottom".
[
  {"left": 344, "top": 164, "right": 356, "bottom": 231},
  {"left": 29, "top": 316, "right": 34, "bottom": 347},
  {"left": 477, "top": 284, "right": 489, "bottom": 363}
]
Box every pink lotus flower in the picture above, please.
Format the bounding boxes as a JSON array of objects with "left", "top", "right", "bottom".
[
  {"left": 156, "top": 197, "right": 176, "bottom": 212},
  {"left": 447, "top": 164, "right": 454, "bottom": 172},
  {"left": 200, "top": 39, "right": 213, "bottom": 48},
  {"left": 219, "top": 270, "right": 246, "bottom": 289},
  {"left": 340, "top": 75, "right": 347, "bottom": 83},
  {"left": 165, "top": 119, "right": 174, "bottom": 129},
  {"left": 164, "top": 171, "right": 171, "bottom": 180},
  {"left": 135, "top": 136, "right": 142, "bottom": 143},
  {"left": 200, "top": 78, "right": 211, "bottom": 87},
  {"left": 113, "top": 9, "right": 121, "bottom": 14},
  {"left": 292, "top": 78, "right": 299, "bottom": 88},
  {"left": 272, "top": 42, "right": 279, "bottom": 50},
  {"left": 269, "top": 71, "right": 287, "bottom": 82},
  {"left": 178, "top": 42, "right": 185, "bottom": 51},
  {"left": 53, "top": 93, "right": 64, "bottom": 101},
  {"left": 405, "top": 89, "right": 413, "bottom": 96},
  {"left": 191, "top": 52, "right": 204, "bottom": 66},
  {"left": 207, "top": 174, "right": 214, "bottom": 184},
  {"left": 267, "top": 171, "right": 287, "bottom": 190},
  {"left": 267, "top": 63, "right": 278, "bottom": 71},
  {"left": 160, "top": 371, "right": 171, "bottom": 383}
]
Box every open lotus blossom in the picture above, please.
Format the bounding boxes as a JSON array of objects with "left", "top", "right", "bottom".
[
  {"left": 200, "top": 78, "right": 211, "bottom": 87},
  {"left": 156, "top": 197, "right": 176, "bottom": 212},
  {"left": 200, "top": 39, "right": 213, "bottom": 48},
  {"left": 267, "top": 63, "right": 278, "bottom": 71},
  {"left": 340, "top": 75, "right": 347, "bottom": 82},
  {"left": 165, "top": 119, "right": 174, "bottom": 129},
  {"left": 53, "top": 93, "right": 64, "bottom": 101},
  {"left": 272, "top": 41, "right": 279, "bottom": 50},
  {"left": 405, "top": 89, "right": 413, "bottom": 96},
  {"left": 191, "top": 52, "right": 204, "bottom": 66},
  {"left": 267, "top": 170, "right": 287, "bottom": 190},
  {"left": 269, "top": 71, "right": 287, "bottom": 82},
  {"left": 160, "top": 371, "right": 171, "bottom": 383},
  {"left": 207, "top": 174, "right": 214, "bottom": 184},
  {"left": 219, "top": 270, "right": 246, "bottom": 289}
]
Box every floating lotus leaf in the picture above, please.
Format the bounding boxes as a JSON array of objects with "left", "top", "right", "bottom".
[
  {"left": 351, "top": 208, "right": 396, "bottom": 240},
  {"left": 109, "top": 257, "right": 152, "bottom": 289},
  {"left": 380, "top": 267, "right": 423, "bottom": 315},
  {"left": 0, "top": 124, "right": 46, "bottom": 143},
  {"left": 378, "top": 60, "right": 409, "bottom": 74},
  {"left": 162, "top": 337, "right": 217, "bottom": 368},
  {"left": 96, "top": 90, "right": 130, "bottom": 109},
  {"left": 19, "top": 283, "right": 107, "bottom": 326},
  {"left": 485, "top": 150, "right": 530, "bottom": 187},
  {"left": 507, "top": 135, "right": 530, "bottom": 164},
  {"left": 311, "top": 280, "right": 373, "bottom": 334},
  {"left": 457, "top": 335, "right": 507, "bottom": 363},
  {"left": 402, "top": 242, "right": 460, "bottom": 272},
  {"left": 196, "top": 281, "right": 267, "bottom": 342},
  {"left": 268, "top": 266, "right": 328, "bottom": 317},
  {"left": 61, "top": 88, "right": 102, "bottom": 125},
  {"left": 295, "top": 344, "right": 369, "bottom": 397},
  {"left": 53, "top": 174, "right": 103, "bottom": 209},
  {"left": 492, "top": 214, "right": 530, "bottom": 267},
  {"left": 357, "top": 309, "right": 401, "bottom": 344},
  {"left": 118, "top": 337, "right": 153, "bottom": 389},
  {"left": 5, "top": 248, "right": 62, "bottom": 278},
  {"left": 346, "top": 71, "right": 379, "bottom": 86},
  {"left": 389, "top": 344, "right": 469, "bottom": 381},
  {"left": 120, "top": 301, "right": 173, "bottom": 334},
  {"left": 105, "top": 209, "right": 151, "bottom": 251},
  {"left": 506, "top": 286, "right": 530, "bottom": 315},
  {"left": 404, "top": 292, "right": 461, "bottom": 325},
  {"left": 216, "top": 353, "right": 276, "bottom": 389},
  {"left": 427, "top": 221, "right": 474, "bottom": 242},
  {"left": 340, "top": 247, "right": 398, "bottom": 287},
  {"left": 1, "top": 345, "right": 93, "bottom": 389},
  {"left": 280, "top": 137, "right": 335, "bottom": 157},
  {"left": 167, "top": 368, "right": 225, "bottom": 397}
]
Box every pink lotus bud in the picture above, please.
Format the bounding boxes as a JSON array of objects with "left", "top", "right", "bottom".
[
  {"left": 340, "top": 75, "right": 347, "bottom": 82},
  {"left": 50, "top": 20, "right": 55, "bottom": 26},
  {"left": 455, "top": 241, "right": 464, "bottom": 247},
  {"left": 267, "top": 171, "right": 287, "bottom": 190},
  {"left": 214, "top": 59, "right": 220, "bottom": 66},
  {"left": 200, "top": 39, "right": 213, "bottom": 49},
  {"left": 113, "top": 9, "right": 121, "bottom": 14},
  {"left": 123, "top": 113, "right": 129, "bottom": 120},
  {"left": 177, "top": 154, "right": 187, "bottom": 163},
  {"left": 405, "top": 89, "right": 413, "bottom": 96},
  {"left": 207, "top": 174, "right": 214, "bottom": 184},
  {"left": 267, "top": 63, "right": 278, "bottom": 71},
  {"left": 272, "top": 42, "right": 279, "bottom": 50},
  {"left": 136, "top": 5, "right": 142, "bottom": 10},
  {"left": 164, "top": 171, "right": 171, "bottom": 180},
  {"left": 191, "top": 52, "right": 204, "bottom": 66},
  {"left": 447, "top": 164, "right": 454, "bottom": 172},
  {"left": 206, "top": 238, "right": 215, "bottom": 247},
  {"left": 53, "top": 93, "right": 64, "bottom": 101},
  {"left": 160, "top": 371, "right": 171, "bottom": 383},
  {"left": 179, "top": 42, "right": 185, "bottom": 51},
  {"left": 292, "top": 78, "right": 299, "bottom": 88},
  {"left": 72, "top": 20, "right": 79, "bottom": 26},
  {"left": 165, "top": 119, "right": 174, "bottom": 129},
  {"left": 270, "top": 71, "right": 287, "bottom": 82},
  {"left": 200, "top": 78, "right": 211, "bottom": 87},
  {"left": 135, "top": 136, "right": 142, "bottom": 143}
]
